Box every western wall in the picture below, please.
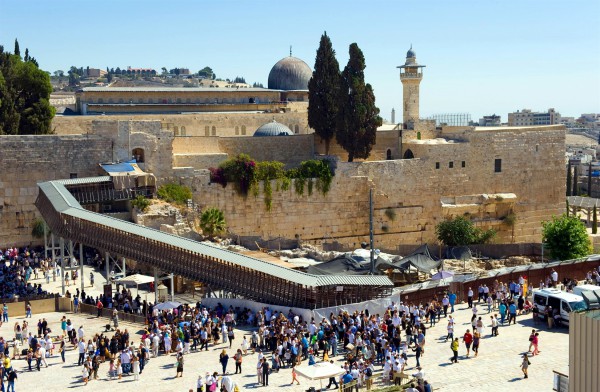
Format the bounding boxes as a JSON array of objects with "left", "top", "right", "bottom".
[{"left": 0, "top": 112, "right": 565, "bottom": 252}]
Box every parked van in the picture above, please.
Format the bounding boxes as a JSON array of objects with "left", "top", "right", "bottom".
[
  {"left": 572, "top": 284, "right": 600, "bottom": 297},
  {"left": 532, "top": 288, "right": 587, "bottom": 325}
]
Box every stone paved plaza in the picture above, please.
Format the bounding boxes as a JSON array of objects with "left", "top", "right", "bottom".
[{"left": 3, "top": 266, "right": 569, "bottom": 391}]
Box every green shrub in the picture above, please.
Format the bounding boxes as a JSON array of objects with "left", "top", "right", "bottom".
[
  {"left": 31, "top": 218, "right": 47, "bottom": 239},
  {"left": 200, "top": 207, "right": 226, "bottom": 238},
  {"left": 131, "top": 195, "right": 151, "bottom": 212},
  {"left": 157, "top": 183, "right": 192, "bottom": 205}
]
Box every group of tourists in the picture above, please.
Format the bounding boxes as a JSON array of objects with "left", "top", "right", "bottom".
[{"left": 0, "top": 247, "right": 50, "bottom": 300}]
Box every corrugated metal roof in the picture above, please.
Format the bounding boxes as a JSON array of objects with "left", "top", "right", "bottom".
[
  {"left": 80, "top": 87, "right": 281, "bottom": 93},
  {"left": 52, "top": 176, "right": 112, "bottom": 186},
  {"left": 39, "top": 179, "right": 393, "bottom": 288}
]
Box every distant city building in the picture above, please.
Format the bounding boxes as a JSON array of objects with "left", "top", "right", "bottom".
[
  {"left": 127, "top": 66, "right": 156, "bottom": 73},
  {"left": 508, "top": 108, "right": 560, "bottom": 126},
  {"left": 578, "top": 113, "right": 600, "bottom": 128},
  {"left": 478, "top": 114, "right": 501, "bottom": 127},
  {"left": 85, "top": 68, "right": 107, "bottom": 78}
]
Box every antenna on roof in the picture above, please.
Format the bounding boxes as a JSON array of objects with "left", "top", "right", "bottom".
[{"left": 290, "top": 46, "right": 292, "bottom": 57}]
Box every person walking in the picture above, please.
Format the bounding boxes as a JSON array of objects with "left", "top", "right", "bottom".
[
  {"left": 450, "top": 338, "right": 459, "bottom": 363},
  {"left": 234, "top": 349, "right": 243, "bottom": 374},
  {"left": 220, "top": 349, "right": 229, "bottom": 375},
  {"left": 508, "top": 302, "right": 518, "bottom": 325},
  {"left": 490, "top": 315, "right": 499, "bottom": 337},
  {"left": 132, "top": 355, "right": 140, "bottom": 381},
  {"left": 227, "top": 327, "right": 235, "bottom": 349},
  {"left": 175, "top": 352, "right": 184, "bottom": 378},
  {"left": 462, "top": 329, "right": 473, "bottom": 357},
  {"left": 291, "top": 365, "right": 300, "bottom": 385},
  {"left": 521, "top": 354, "right": 530, "bottom": 378},
  {"left": 527, "top": 329, "right": 536, "bottom": 352},
  {"left": 472, "top": 331, "right": 481, "bottom": 357},
  {"left": 531, "top": 333, "right": 540, "bottom": 355},
  {"left": 467, "top": 287, "right": 474, "bottom": 308},
  {"left": 261, "top": 357, "right": 270, "bottom": 386}
]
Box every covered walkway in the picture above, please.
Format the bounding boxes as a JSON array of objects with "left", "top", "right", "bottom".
[{"left": 35, "top": 177, "right": 393, "bottom": 309}]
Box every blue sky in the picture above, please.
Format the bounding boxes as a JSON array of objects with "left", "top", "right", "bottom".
[{"left": 1, "top": 0, "right": 599, "bottom": 121}]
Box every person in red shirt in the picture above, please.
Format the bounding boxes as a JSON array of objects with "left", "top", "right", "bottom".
[{"left": 462, "top": 329, "right": 473, "bottom": 357}]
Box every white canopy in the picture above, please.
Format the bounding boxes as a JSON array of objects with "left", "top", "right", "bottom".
[
  {"left": 294, "top": 361, "right": 345, "bottom": 381},
  {"left": 115, "top": 273, "right": 155, "bottom": 286}
]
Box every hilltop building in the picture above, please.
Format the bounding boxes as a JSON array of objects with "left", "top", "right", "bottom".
[{"left": 508, "top": 108, "right": 561, "bottom": 126}]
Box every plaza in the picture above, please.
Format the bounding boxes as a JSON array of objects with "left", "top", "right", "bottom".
[{"left": 2, "top": 265, "right": 569, "bottom": 392}]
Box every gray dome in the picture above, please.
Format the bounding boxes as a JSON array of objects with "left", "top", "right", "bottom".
[
  {"left": 406, "top": 46, "right": 416, "bottom": 58},
  {"left": 267, "top": 56, "right": 312, "bottom": 91},
  {"left": 253, "top": 120, "right": 294, "bottom": 137}
]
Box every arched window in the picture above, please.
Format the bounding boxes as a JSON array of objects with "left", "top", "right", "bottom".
[
  {"left": 173, "top": 126, "right": 179, "bottom": 136},
  {"left": 205, "top": 126, "right": 210, "bottom": 136},
  {"left": 403, "top": 149, "right": 414, "bottom": 159},
  {"left": 417, "top": 132, "right": 421, "bottom": 140},
  {"left": 180, "top": 126, "right": 186, "bottom": 136},
  {"left": 211, "top": 126, "right": 216, "bottom": 136},
  {"left": 387, "top": 149, "right": 392, "bottom": 160},
  {"left": 132, "top": 148, "right": 145, "bottom": 163},
  {"left": 294, "top": 125, "right": 299, "bottom": 134},
  {"left": 241, "top": 126, "right": 246, "bottom": 135},
  {"left": 235, "top": 126, "right": 239, "bottom": 135}
]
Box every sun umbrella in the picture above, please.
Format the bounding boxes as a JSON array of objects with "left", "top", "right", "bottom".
[
  {"left": 153, "top": 301, "right": 182, "bottom": 310},
  {"left": 294, "top": 361, "right": 345, "bottom": 390},
  {"left": 431, "top": 270, "right": 455, "bottom": 280}
]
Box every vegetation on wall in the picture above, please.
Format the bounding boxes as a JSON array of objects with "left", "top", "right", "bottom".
[
  {"left": 200, "top": 207, "right": 227, "bottom": 238},
  {"left": 542, "top": 214, "right": 591, "bottom": 261},
  {"left": 131, "top": 195, "right": 151, "bottom": 212},
  {"left": 435, "top": 216, "right": 496, "bottom": 247},
  {"left": 157, "top": 183, "right": 192, "bottom": 205},
  {"left": 30, "top": 217, "right": 47, "bottom": 239},
  {"left": 209, "top": 154, "right": 333, "bottom": 210}
]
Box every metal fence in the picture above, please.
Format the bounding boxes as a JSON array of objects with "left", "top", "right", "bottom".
[{"left": 78, "top": 303, "right": 147, "bottom": 325}]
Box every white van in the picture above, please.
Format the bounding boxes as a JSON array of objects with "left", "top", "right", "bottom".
[
  {"left": 572, "top": 284, "right": 600, "bottom": 297},
  {"left": 532, "top": 288, "right": 587, "bottom": 325}
]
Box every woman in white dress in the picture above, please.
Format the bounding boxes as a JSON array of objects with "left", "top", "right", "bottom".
[
  {"left": 132, "top": 355, "right": 140, "bottom": 380},
  {"left": 241, "top": 336, "right": 249, "bottom": 355}
]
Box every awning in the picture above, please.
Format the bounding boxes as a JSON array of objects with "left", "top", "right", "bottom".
[{"left": 115, "top": 273, "right": 155, "bottom": 286}]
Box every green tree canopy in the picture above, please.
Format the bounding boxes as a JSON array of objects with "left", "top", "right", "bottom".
[
  {"left": 542, "top": 214, "right": 591, "bottom": 260},
  {"left": 0, "top": 44, "right": 55, "bottom": 135},
  {"left": 435, "top": 216, "right": 496, "bottom": 247},
  {"left": 198, "top": 66, "right": 214, "bottom": 79},
  {"left": 308, "top": 32, "right": 341, "bottom": 155},
  {"left": 336, "top": 43, "right": 382, "bottom": 162}
]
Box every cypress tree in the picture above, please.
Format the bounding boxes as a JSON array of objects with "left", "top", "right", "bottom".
[
  {"left": 573, "top": 166, "right": 579, "bottom": 196},
  {"left": 308, "top": 32, "right": 341, "bottom": 155},
  {"left": 13, "top": 39, "right": 19, "bottom": 57},
  {"left": 593, "top": 205, "right": 597, "bottom": 234},
  {"left": 566, "top": 162, "right": 572, "bottom": 196},
  {"left": 336, "top": 43, "right": 382, "bottom": 162}
]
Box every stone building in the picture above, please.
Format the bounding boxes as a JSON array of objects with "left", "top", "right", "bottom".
[{"left": 75, "top": 55, "right": 310, "bottom": 115}]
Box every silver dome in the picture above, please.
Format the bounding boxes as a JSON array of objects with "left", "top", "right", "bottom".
[
  {"left": 253, "top": 120, "right": 294, "bottom": 137},
  {"left": 267, "top": 56, "right": 312, "bottom": 91}
]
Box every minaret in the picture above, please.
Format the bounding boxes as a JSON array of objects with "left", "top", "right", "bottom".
[{"left": 397, "top": 45, "right": 426, "bottom": 129}]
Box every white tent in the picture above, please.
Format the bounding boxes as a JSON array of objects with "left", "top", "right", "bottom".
[
  {"left": 115, "top": 274, "right": 155, "bottom": 286},
  {"left": 114, "top": 274, "right": 155, "bottom": 308},
  {"left": 294, "top": 361, "right": 345, "bottom": 390}
]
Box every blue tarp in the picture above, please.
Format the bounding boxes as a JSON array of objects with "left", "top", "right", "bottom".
[{"left": 100, "top": 159, "right": 137, "bottom": 173}]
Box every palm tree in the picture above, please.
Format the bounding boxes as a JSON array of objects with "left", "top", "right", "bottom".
[{"left": 200, "top": 207, "right": 226, "bottom": 238}]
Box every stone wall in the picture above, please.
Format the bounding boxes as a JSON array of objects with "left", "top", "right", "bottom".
[
  {"left": 52, "top": 111, "right": 311, "bottom": 138},
  {"left": 0, "top": 135, "right": 112, "bottom": 247},
  {"left": 314, "top": 130, "right": 402, "bottom": 162},
  {"left": 188, "top": 125, "right": 566, "bottom": 252}
]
